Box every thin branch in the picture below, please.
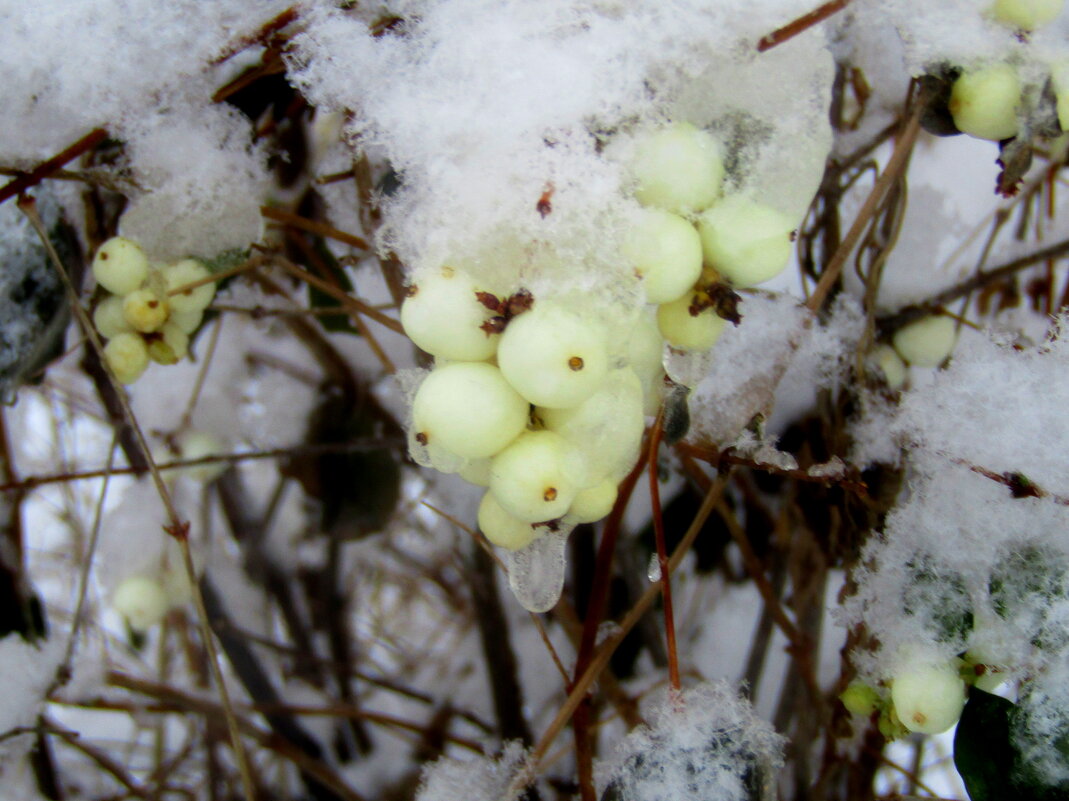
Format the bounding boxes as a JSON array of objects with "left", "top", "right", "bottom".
[
  {"left": 0, "top": 129, "right": 107, "bottom": 206},
  {"left": 757, "top": 0, "right": 851, "bottom": 52}
]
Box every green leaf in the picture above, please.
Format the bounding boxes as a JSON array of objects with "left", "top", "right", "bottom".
[{"left": 955, "top": 688, "right": 1017, "bottom": 801}]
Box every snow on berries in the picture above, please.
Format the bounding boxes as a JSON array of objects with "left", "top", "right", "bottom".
[{"left": 91, "top": 236, "right": 216, "bottom": 384}]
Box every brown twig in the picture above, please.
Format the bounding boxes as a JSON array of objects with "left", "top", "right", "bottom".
[
  {"left": 757, "top": 0, "right": 851, "bottom": 52},
  {"left": 0, "top": 128, "right": 108, "bottom": 206}
]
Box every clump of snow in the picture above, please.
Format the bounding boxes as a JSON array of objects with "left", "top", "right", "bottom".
[
  {"left": 415, "top": 740, "right": 527, "bottom": 801},
  {"left": 597, "top": 681, "right": 784, "bottom": 801},
  {"left": 0, "top": 636, "right": 64, "bottom": 769},
  {"left": 1013, "top": 661, "right": 1069, "bottom": 791}
]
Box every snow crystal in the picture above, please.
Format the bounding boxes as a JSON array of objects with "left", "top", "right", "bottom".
[
  {"left": 416, "top": 740, "right": 527, "bottom": 801},
  {"left": 597, "top": 681, "right": 783, "bottom": 801}
]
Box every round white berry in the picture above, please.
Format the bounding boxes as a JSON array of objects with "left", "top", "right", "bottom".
[
  {"left": 123, "top": 288, "right": 170, "bottom": 333},
  {"left": 539, "top": 368, "right": 645, "bottom": 485},
  {"left": 991, "top": 0, "right": 1064, "bottom": 30},
  {"left": 489, "top": 430, "right": 588, "bottom": 522},
  {"left": 697, "top": 197, "right": 795, "bottom": 286},
  {"left": 172, "top": 429, "right": 227, "bottom": 482},
  {"left": 1053, "top": 60, "right": 1069, "bottom": 133},
  {"left": 113, "top": 575, "right": 170, "bottom": 632},
  {"left": 412, "top": 362, "right": 529, "bottom": 460},
  {"left": 458, "top": 458, "right": 492, "bottom": 487},
  {"left": 949, "top": 64, "right": 1021, "bottom": 142},
  {"left": 872, "top": 344, "right": 907, "bottom": 389},
  {"left": 164, "top": 259, "right": 216, "bottom": 315},
  {"left": 891, "top": 661, "right": 966, "bottom": 735},
  {"left": 92, "top": 236, "right": 149, "bottom": 296},
  {"left": 657, "top": 294, "right": 727, "bottom": 352},
  {"left": 625, "top": 310, "right": 666, "bottom": 415},
  {"left": 631, "top": 123, "right": 724, "bottom": 214},
  {"left": 147, "top": 322, "right": 189, "bottom": 365},
  {"left": 497, "top": 303, "right": 609, "bottom": 409},
  {"left": 93, "top": 295, "right": 133, "bottom": 339},
  {"left": 892, "top": 315, "right": 958, "bottom": 368},
  {"left": 170, "top": 308, "right": 204, "bottom": 335},
  {"left": 621, "top": 209, "right": 703, "bottom": 304},
  {"left": 566, "top": 479, "right": 618, "bottom": 524},
  {"left": 104, "top": 332, "right": 150, "bottom": 384},
  {"left": 401, "top": 266, "right": 501, "bottom": 361},
  {"left": 478, "top": 490, "right": 540, "bottom": 550}
]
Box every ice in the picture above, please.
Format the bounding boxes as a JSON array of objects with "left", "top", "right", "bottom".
[
  {"left": 647, "top": 552, "right": 662, "bottom": 583},
  {"left": 505, "top": 526, "right": 572, "bottom": 613}
]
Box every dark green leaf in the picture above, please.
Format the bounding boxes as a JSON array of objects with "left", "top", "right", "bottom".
[{"left": 955, "top": 688, "right": 1017, "bottom": 801}]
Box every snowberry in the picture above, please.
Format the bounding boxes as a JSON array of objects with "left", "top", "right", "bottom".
[
  {"left": 697, "top": 197, "right": 795, "bottom": 286},
  {"left": 566, "top": 479, "right": 618, "bottom": 524},
  {"left": 92, "top": 295, "right": 133, "bottom": 339},
  {"left": 625, "top": 310, "right": 666, "bottom": 415},
  {"left": 1053, "top": 60, "right": 1069, "bottom": 132},
  {"left": 497, "top": 302, "right": 609, "bottom": 408},
  {"left": 621, "top": 208, "right": 703, "bottom": 304},
  {"left": 840, "top": 682, "right": 881, "bottom": 717},
  {"left": 458, "top": 458, "right": 492, "bottom": 487},
  {"left": 657, "top": 293, "right": 727, "bottom": 352},
  {"left": 891, "top": 315, "right": 958, "bottom": 368},
  {"left": 147, "top": 322, "right": 189, "bottom": 365},
  {"left": 164, "top": 259, "right": 216, "bottom": 315},
  {"left": 949, "top": 64, "right": 1021, "bottom": 141},
  {"left": 478, "top": 490, "right": 540, "bottom": 550},
  {"left": 539, "top": 368, "right": 645, "bottom": 485},
  {"left": 171, "top": 429, "right": 227, "bottom": 482},
  {"left": 170, "top": 308, "right": 204, "bottom": 335},
  {"left": 92, "top": 236, "right": 149, "bottom": 296},
  {"left": 990, "top": 0, "right": 1064, "bottom": 30},
  {"left": 631, "top": 123, "right": 724, "bottom": 215},
  {"left": 123, "top": 287, "right": 170, "bottom": 333},
  {"left": 104, "top": 332, "right": 150, "bottom": 384},
  {"left": 113, "top": 575, "right": 171, "bottom": 632},
  {"left": 401, "top": 265, "right": 502, "bottom": 361},
  {"left": 891, "top": 660, "right": 966, "bottom": 734},
  {"left": 489, "top": 430, "right": 588, "bottom": 522},
  {"left": 412, "top": 362, "right": 529, "bottom": 460},
  {"left": 872, "top": 344, "right": 907, "bottom": 389}
]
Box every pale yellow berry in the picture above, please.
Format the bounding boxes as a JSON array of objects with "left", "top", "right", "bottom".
[
  {"left": 566, "top": 480, "right": 618, "bottom": 524},
  {"left": 478, "top": 490, "right": 540, "bottom": 550},
  {"left": 697, "top": 197, "right": 795, "bottom": 286},
  {"left": 489, "top": 430, "right": 588, "bottom": 522},
  {"left": 891, "top": 661, "right": 966, "bottom": 734},
  {"left": 147, "top": 322, "right": 189, "bottom": 365},
  {"left": 104, "top": 332, "right": 150, "bottom": 384},
  {"left": 657, "top": 294, "right": 726, "bottom": 352},
  {"left": 170, "top": 308, "right": 204, "bottom": 335},
  {"left": 93, "top": 236, "right": 149, "bottom": 296},
  {"left": 113, "top": 575, "right": 170, "bottom": 632},
  {"left": 990, "top": 0, "right": 1064, "bottom": 30},
  {"left": 949, "top": 64, "right": 1021, "bottom": 142},
  {"left": 892, "top": 315, "right": 958, "bottom": 368},
  {"left": 93, "top": 295, "right": 133, "bottom": 339},
  {"left": 164, "top": 260, "right": 216, "bottom": 315},
  {"left": 621, "top": 209, "right": 703, "bottom": 304},
  {"left": 631, "top": 123, "right": 725, "bottom": 214},
  {"left": 123, "top": 288, "right": 170, "bottom": 333},
  {"left": 872, "top": 344, "right": 907, "bottom": 389}
]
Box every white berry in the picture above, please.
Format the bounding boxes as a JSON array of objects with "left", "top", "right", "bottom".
[
  {"left": 872, "top": 344, "right": 907, "bottom": 389},
  {"left": 170, "top": 308, "right": 204, "bottom": 335},
  {"left": 949, "top": 64, "right": 1021, "bottom": 142},
  {"left": 497, "top": 302, "right": 609, "bottom": 409},
  {"left": 625, "top": 310, "right": 666, "bottom": 416},
  {"left": 631, "top": 123, "right": 724, "bottom": 214},
  {"left": 891, "top": 661, "right": 966, "bottom": 735},
  {"left": 892, "top": 315, "right": 958, "bottom": 368},
  {"left": 172, "top": 429, "right": 227, "bottom": 482},
  {"left": 1053, "top": 60, "right": 1069, "bottom": 133},
  {"left": 489, "top": 430, "right": 588, "bottom": 522},
  {"left": 566, "top": 479, "right": 618, "bottom": 524},
  {"left": 657, "top": 293, "right": 727, "bottom": 352},
  {"left": 990, "top": 0, "right": 1064, "bottom": 30},
  {"left": 458, "top": 458, "right": 492, "bottom": 487},
  {"left": 147, "top": 322, "right": 189, "bottom": 365},
  {"left": 93, "top": 295, "right": 133, "bottom": 339},
  {"left": 104, "top": 332, "right": 150, "bottom": 384},
  {"left": 478, "top": 490, "right": 540, "bottom": 550},
  {"left": 164, "top": 259, "right": 216, "bottom": 315},
  {"left": 92, "top": 236, "right": 149, "bottom": 296},
  {"left": 412, "top": 362, "right": 529, "bottom": 460},
  {"left": 697, "top": 197, "right": 795, "bottom": 287},
  {"left": 113, "top": 575, "right": 171, "bottom": 632},
  {"left": 621, "top": 208, "right": 703, "bottom": 304},
  {"left": 401, "top": 266, "right": 501, "bottom": 361},
  {"left": 539, "top": 368, "right": 645, "bottom": 485},
  {"left": 123, "top": 288, "right": 170, "bottom": 333}
]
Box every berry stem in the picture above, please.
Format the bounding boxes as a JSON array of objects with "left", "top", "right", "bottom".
[{"left": 648, "top": 411, "right": 681, "bottom": 692}]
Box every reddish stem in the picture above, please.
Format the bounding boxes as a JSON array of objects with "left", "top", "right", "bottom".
[
  {"left": 0, "top": 128, "right": 107, "bottom": 206},
  {"left": 757, "top": 0, "right": 851, "bottom": 52},
  {"left": 648, "top": 413, "right": 680, "bottom": 692}
]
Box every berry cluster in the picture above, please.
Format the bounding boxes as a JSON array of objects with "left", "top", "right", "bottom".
[
  {"left": 401, "top": 122, "right": 800, "bottom": 552},
  {"left": 90, "top": 236, "right": 216, "bottom": 384}
]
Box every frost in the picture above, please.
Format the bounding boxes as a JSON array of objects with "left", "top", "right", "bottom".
[
  {"left": 597, "top": 682, "right": 784, "bottom": 801},
  {"left": 505, "top": 526, "right": 572, "bottom": 613},
  {"left": 415, "top": 740, "right": 527, "bottom": 801}
]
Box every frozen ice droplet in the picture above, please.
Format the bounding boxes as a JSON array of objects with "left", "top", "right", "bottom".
[
  {"left": 647, "top": 553, "right": 662, "bottom": 582},
  {"left": 506, "top": 526, "right": 572, "bottom": 613}
]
